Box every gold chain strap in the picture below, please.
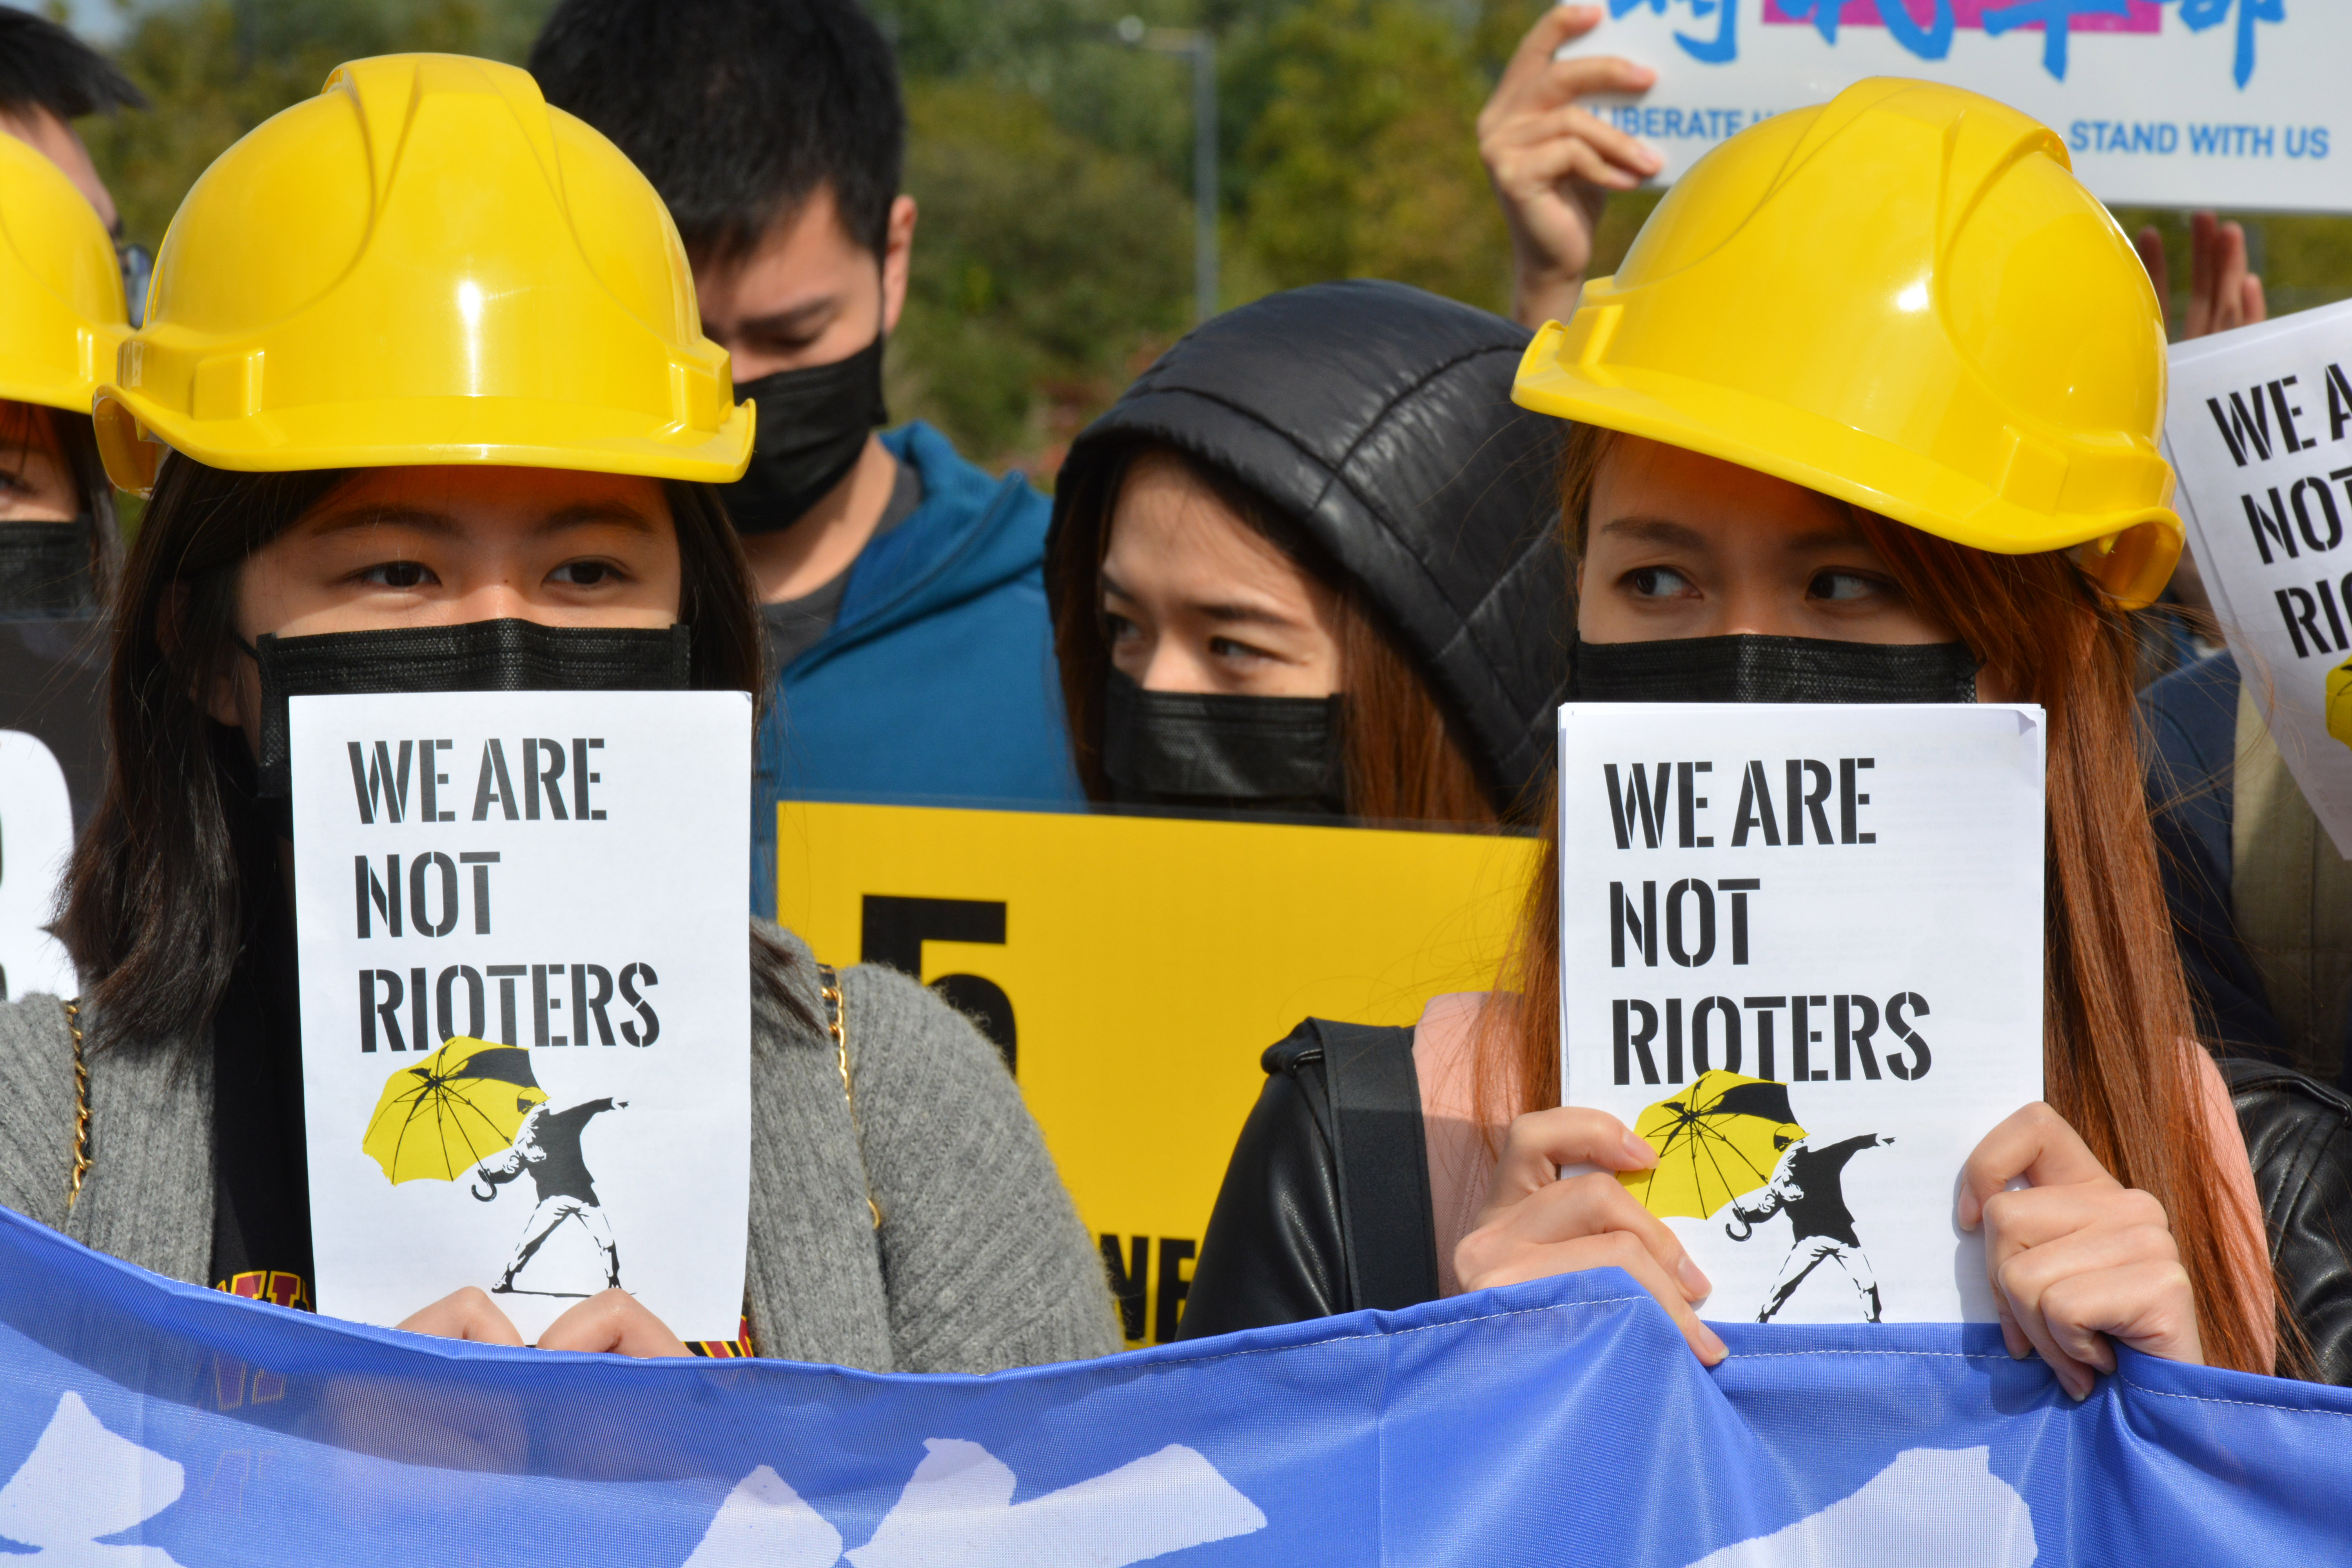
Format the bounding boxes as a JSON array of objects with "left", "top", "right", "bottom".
[
  {"left": 817, "top": 964, "right": 883, "bottom": 1231},
  {"left": 64, "top": 1000, "right": 90, "bottom": 1211}
]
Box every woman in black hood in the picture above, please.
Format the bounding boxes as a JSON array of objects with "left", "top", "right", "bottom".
[{"left": 1045, "top": 280, "right": 1569, "bottom": 827}]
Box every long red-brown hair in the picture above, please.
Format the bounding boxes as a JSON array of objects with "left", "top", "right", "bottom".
[{"left": 1478, "top": 425, "right": 2282, "bottom": 1375}]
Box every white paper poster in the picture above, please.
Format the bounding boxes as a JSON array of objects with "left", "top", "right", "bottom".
[
  {"left": 1558, "top": 702, "right": 2045, "bottom": 1325},
  {"left": 1557, "top": 3, "right": 2344, "bottom": 214},
  {"left": 292, "top": 690, "right": 751, "bottom": 1341},
  {"left": 2166, "top": 299, "right": 2352, "bottom": 855}
]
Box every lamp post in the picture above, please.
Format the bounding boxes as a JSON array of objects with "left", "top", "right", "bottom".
[{"left": 1119, "top": 16, "right": 1218, "bottom": 323}]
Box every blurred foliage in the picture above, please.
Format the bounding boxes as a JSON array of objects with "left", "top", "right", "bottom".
[
  {"left": 1226, "top": 0, "right": 1506, "bottom": 310},
  {"left": 891, "top": 78, "right": 1194, "bottom": 464},
  {"left": 69, "top": 0, "right": 2352, "bottom": 477}
]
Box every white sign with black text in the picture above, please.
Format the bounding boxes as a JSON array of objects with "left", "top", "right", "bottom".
[
  {"left": 292, "top": 689, "right": 751, "bottom": 1342},
  {"left": 1558, "top": 3, "right": 2344, "bottom": 214},
  {"left": 1559, "top": 702, "right": 2045, "bottom": 1326},
  {"left": 2167, "top": 299, "right": 2352, "bottom": 856}
]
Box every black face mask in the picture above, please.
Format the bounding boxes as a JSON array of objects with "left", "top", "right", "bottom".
[
  {"left": 249, "top": 619, "right": 691, "bottom": 807},
  {"left": 1100, "top": 668, "right": 1345, "bottom": 815},
  {"left": 0, "top": 519, "right": 94, "bottom": 617},
  {"left": 1568, "top": 633, "right": 1980, "bottom": 705},
  {"left": 724, "top": 335, "right": 890, "bottom": 534}
]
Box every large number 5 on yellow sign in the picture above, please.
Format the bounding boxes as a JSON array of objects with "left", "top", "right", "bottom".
[{"left": 773, "top": 802, "right": 1538, "bottom": 1346}]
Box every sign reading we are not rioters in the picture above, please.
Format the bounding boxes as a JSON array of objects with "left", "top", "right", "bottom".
[
  {"left": 2163, "top": 302, "right": 2352, "bottom": 855},
  {"left": 1559, "top": 703, "right": 2045, "bottom": 1326},
  {"left": 1559, "top": 2, "right": 2343, "bottom": 213},
  {"left": 291, "top": 690, "right": 752, "bottom": 1342}
]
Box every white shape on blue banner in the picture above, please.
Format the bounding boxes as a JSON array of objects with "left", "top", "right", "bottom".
[
  {"left": 1686, "top": 1445, "right": 2035, "bottom": 1568},
  {"left": 847, "top": 1440, "right": 1265, "bottom": 1568},
  {"left": 681, "top": 1465, "right": 844, "bottom": 1568},
  {"left": 670, "top": 1437, "right": 1275, "bottom": 1568},
  {"left": 0, "top": 1392, "right": 186, "bottom": 1566}
]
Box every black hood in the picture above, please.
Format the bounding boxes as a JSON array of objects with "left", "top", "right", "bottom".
[{"left": 1046, "top": 279, "right": 1570, "bottom": 820}]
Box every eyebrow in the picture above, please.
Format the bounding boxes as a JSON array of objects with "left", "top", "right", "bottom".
[
  {"left": 1596, "top": 515, "right": 1710, "bottom": 551},
  {"left": 296, "top": 501, "right": 662, "bottom": 539},
  {"left": 726, "top": 299, "right": 837, "bottom": 339},
  {"left": 1597, "top": 515, "right": 1866, "bottom": 555},
  {"left": 1099, "top": 570, "right": 1308, "bottom": 630}
]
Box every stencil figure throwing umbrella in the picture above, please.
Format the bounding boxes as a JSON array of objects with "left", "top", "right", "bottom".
[
  {"left": 1728, "top": 1131, "right": 1895, "bottom": 1323},
  {"left": 474, "top": 1098, "right": 629, "bottom": 1296}
]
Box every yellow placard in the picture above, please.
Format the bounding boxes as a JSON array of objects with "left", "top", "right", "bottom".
[{"left": 774, "top": 802, "right": 1539, "bottom": 1346}]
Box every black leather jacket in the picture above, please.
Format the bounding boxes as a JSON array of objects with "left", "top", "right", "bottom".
[{"left": 1180, "top": 1022, "right": 2352, "bottom": 1385}]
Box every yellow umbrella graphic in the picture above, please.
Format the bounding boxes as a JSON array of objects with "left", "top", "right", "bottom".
[
  {"left": 361, "top": 1036, "right": 547, "bottom": 1185},
  {"left": 1619, "top": 1070, "right": 1805, "bottom": 1221},
  {"left": 2327, "top": 656, "right": 2352, "bottom": 750}
]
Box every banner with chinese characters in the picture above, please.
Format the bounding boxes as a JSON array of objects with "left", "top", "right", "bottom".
[{"left": 1560, "top": 2, "right": 2342, "bottom": 213}]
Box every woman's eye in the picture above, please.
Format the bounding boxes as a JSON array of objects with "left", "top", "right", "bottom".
[
  {"left": 1809, "top": 570, "right": 1888, "bottom": 603},
  {"left": 1101, "top": 611, "right": 1138, "bottom": 644},
  {"left": 550, "top": 561, "right": 617, "bottom": 587},
  {"left": 362, "top": 561, "right": 434, "bottom": 589},
  {"left": 1626, "top": 565, "right": 1695, "bottom": 599},
  {"left": 1208, "top": 636, "right": 1274, "bottom": 664}
]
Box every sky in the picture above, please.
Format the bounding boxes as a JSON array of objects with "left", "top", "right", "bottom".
[{"left": 1, "top": 0, "right": 128, "bottom": 44}]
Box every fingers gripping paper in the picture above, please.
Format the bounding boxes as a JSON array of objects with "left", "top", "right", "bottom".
[
  {"left": 291, "top": 691, "right": 753, "bottom": 1341},
  {"left": 1558, "top": 703, "right": 2046, "bottom": 1325}
]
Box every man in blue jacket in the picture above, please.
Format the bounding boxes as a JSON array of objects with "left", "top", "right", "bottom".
[{"left": 530, "top": 0, "right": 1082, "bottom": 914}]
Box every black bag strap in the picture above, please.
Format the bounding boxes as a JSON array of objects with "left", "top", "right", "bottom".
[{"left": 1310, "top": 1019, "right": 1441, "bottom": 1312}]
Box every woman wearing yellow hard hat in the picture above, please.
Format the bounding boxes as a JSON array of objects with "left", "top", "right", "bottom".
[
  {"left": 0, "top": 128, "right": 128, "bottom": 612},
  {"left": 1181, "top": 80, "right": 2340, "bottom": 1387},
  {"left": 0, "top": 54, "right": 1116, "bottom": 1367}
]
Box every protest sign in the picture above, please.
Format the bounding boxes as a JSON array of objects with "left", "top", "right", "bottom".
[
  {"left": 772, "top": 801, "right": 1538, "bottom": 1345},
  {"left": 0, "top": 617, "right": 103, "bottom": 1003},
  {"left": 291, "top": 691, "right": 752, "bottom": 1342},
  {"left": 1557, "top": 3, "right": 2344, "bottom": 213},
  {"left": 2165, "top": 299, "right": 2352, "bottom": 854},
  {"left": 1559, "top": 702, "right": 2045, "bottom": 1324},
  {"left": 2, "top": 1205, "right": 2348, "bottom": 1566}
]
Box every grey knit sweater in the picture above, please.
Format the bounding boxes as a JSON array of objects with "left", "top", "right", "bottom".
[{"left": 0, "top": 924, "right": 1120, "bottom": 1372}]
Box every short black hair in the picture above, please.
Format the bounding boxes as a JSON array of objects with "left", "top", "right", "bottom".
[
  {"left": 0, "top": 10, "right": 145, "bottom": 123},
  {"left": 529, "top": 0, "right": 903, "bottom": 267}
]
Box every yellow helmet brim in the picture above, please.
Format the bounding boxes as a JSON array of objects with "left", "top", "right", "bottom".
[
  {"left": 93, "top": 388, "right": 755, "bottom": 498},
  {"left": 1513, "top": 316, "right": 2184, "bottom": 612}
]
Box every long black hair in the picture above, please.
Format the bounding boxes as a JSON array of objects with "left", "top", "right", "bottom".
[{"left": 58, "top": 455, "right": 796, "bottom": 1047}]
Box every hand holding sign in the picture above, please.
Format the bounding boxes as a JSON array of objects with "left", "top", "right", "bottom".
[
  {"left": 1454, "top": 1103, "right": 1730, "bottom": 1365},
  {"left": 1959, "top": 1101, "right": 2205, "bottom": 1401},
  {"left": 1479, "top": 4, "right": 1662, "bottom": 328}
]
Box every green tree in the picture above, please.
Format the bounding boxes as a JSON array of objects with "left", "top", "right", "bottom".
[
  {"left": 894, "top": 77, "right": 1194, "bottom": 466},
  {"left": 1228, "top": 0, "right": 1510, "bottom": 311}
]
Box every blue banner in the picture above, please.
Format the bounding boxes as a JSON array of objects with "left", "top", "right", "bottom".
[{"left": 0, "top": 1204, "right": 2346, "bottom": 1565}]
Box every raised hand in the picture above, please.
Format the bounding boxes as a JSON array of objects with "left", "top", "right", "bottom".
[
  {"left": 1478, "top": 4, "right": 1663, "bottom": 329},
  {"left": 2134, "top": 211, "right": 2267, "bottom": 341}
]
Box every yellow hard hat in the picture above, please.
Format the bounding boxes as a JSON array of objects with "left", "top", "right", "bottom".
[
  {"left": 94, "top": 54, "right": 751, "bottom": 496},
  {"left": 1513, "top": 78, "right": 2181, "bottom": 610},
  {"left": 0, "top": 130, "right": 129, "bottom": 416}
]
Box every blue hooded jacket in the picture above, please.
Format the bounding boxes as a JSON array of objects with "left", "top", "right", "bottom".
[{"left": 752, "top": 422, "right": 1081, "bottom": 915}]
